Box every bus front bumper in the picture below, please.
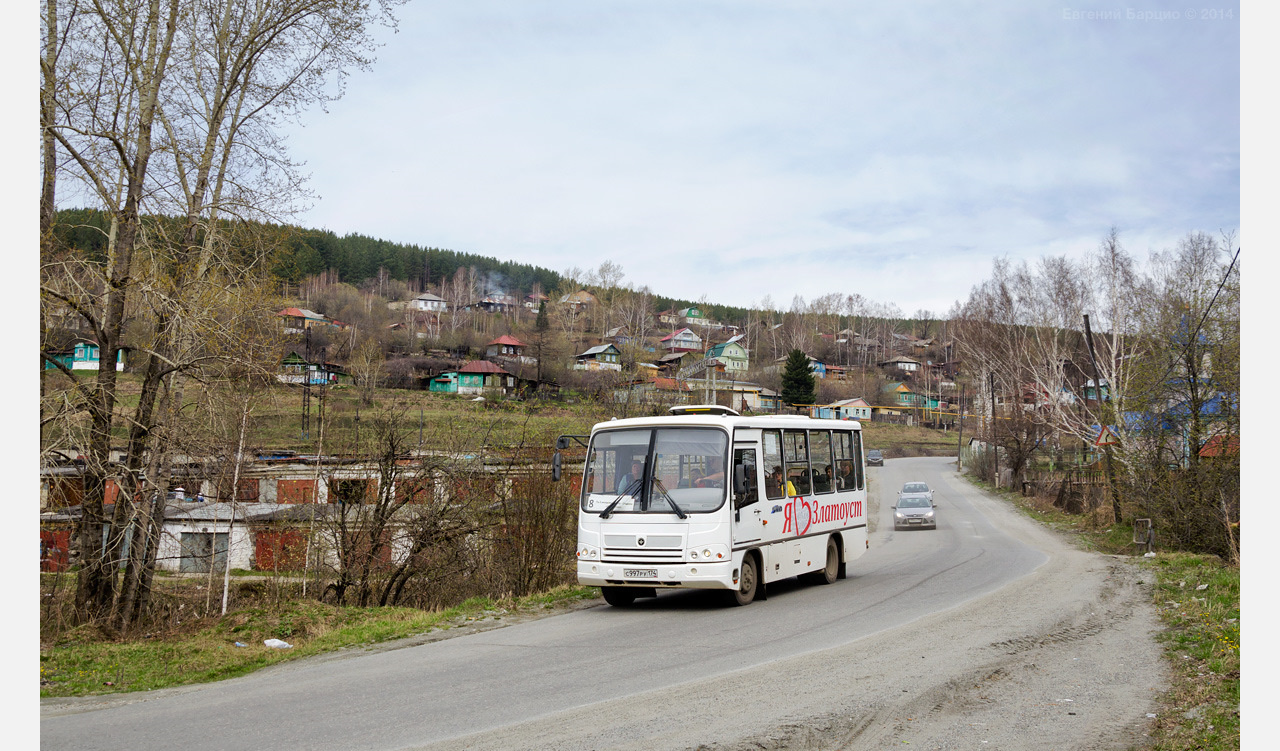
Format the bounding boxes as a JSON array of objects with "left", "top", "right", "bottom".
[{"left": 576, "top": 559, "right": 735, "bottom": 590}]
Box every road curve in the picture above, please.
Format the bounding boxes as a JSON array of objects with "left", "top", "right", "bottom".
[{"left": 42, "top": 457, "right": 1165, "bottom": 750}]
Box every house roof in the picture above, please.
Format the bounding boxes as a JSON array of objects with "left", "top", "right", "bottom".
[
  {"left": 660, "top": 327, "right": 698, "bottom": 342},
  {"left": 706, "top": 341, "right": 746, "bottom": 358},
  {"left": 559, "top": 289, "right": 598, "bottom": 304},
  {"left": 413, "top": 293, "right": 446, "bottom": 302},
  {"left": 879, "top": 355, "right": 921, "bottom": 365},
  {"left": 1199, "top": 435, "right": 1239, "bottom": 457},
  {"left": 277, "top": 307, "right": 327, "bottom": 320},
  {"left": 459, "top": 360, "right": 510, "bottom": 375},
  {"left": 487, "top": 335, "right": 526, "bottom": 347},
  {"left": 651, "top": 377, "right": 691, "bottom": 392},
  {"left": 882, "top": 381, "right": 916, "bottom": 393},
  {"left": 828, "top": 398, "right": 870, "bottom": 408},
  {"left": 578, "top": 344, "right": 619, "bottom": 357}
]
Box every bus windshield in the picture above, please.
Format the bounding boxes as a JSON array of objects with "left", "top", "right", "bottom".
[{"left": 581, "top": 427, "right": 728, "bottom": 514}]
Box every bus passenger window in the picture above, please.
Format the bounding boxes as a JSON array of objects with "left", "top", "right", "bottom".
[
  {"left": 784, "top": 430, "right": 811, "bottom": 496},
  {"left": 762, "top": 430, "right": 784, "bottom": 500},
  {"left": 733, "top": 448, "right": 758, "bottom": 508},
  {"left": 833, "top": 431, "right": 854, "bottom": 491},
  {"left": 811, "top": 431, "right": 833, "bottom": 494}
]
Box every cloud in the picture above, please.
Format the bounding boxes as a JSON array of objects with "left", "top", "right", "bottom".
[{"left": 290, "top": 1, "right": 1239, "bottom": 313}]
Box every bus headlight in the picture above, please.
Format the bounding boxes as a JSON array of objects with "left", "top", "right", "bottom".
[
  {"left": 577, "top": 544, "right": 599, "bottom": 559},
  {"left": 688, "top": 544, "right": 727, "bottom": 561}
]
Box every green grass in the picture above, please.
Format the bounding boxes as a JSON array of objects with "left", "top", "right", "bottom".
[
  {"left": 39, "top": 585, "right": 599, "bottom": 698},
  {"left": 1141, "top": 553, "right": 1240, "bottom": 751},
  {"left": 960, "top": 475, "right": 1239, "bottom": 750},
  {"left": 860, "top": 421, "right": 959, "bottom": 458}
]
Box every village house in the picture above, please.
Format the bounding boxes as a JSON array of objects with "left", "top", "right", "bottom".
[
  {"left": 655, "top": 351, "right": 699, "bottom": 374},
  {"left": 457, "top": 360, "right": 516, "bottom": 394},
  {"left": 660, "top": 327, "right": 702, "bottom": 353},
  {"left": 559, "top": 289, "right": 598, "bottom": 309},
  {"left": 616, "top": 376, "right": 692, "bottom": 406},
  {"left": 574, "top": 344, "right": 622, "bottom": 371},
  {"left": 705, "top": 335, "right": 749, "bottom": 374},
  {"left": 720, "top": 382, "right": 781, "bottom": 413},
  {"left": 486, "top": 334, "right": 529, "bottom": 360},
  {"left": 770, "top": 353, "right": 827, "bottom": 379},
  {"left": 277, "top": 307, "right": 347, "bottom": 333},
  {"left": 812, "top": 397, "right": 872, "bottom": 421},
  {"left": 878, "top": 355, "right": 922, "bottom": 373},
  {"left": 43, "top": 337, "right": 126, "bottom": 371},
  {"left": 40, "top": 445, "right": 549, "bottom": 574},
  {"left": 880, "top": 381, "right": 926, "bottom": 410},
  {"left": 408, "top": 292, "right": 448, "bottom": 313},
  {"left": 467, "top": 293, "right": 520, "bottom": 313},
  {"left": 277, "top": 349, "right": 348, "bottom": 385}
]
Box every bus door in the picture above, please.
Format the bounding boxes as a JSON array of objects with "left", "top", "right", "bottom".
[{"left": 730, "top": 444, "right": 761, "bottom": 545}]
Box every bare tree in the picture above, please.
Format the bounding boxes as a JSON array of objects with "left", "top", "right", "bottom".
[{"left": 40, "top": 0, "right": 401, "bottom": 625}]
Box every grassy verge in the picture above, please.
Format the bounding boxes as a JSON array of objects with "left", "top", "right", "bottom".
[
  {"left": 962, "top": 476, "right": 1240, "bottom": 751},
  {"left": 860, "top": 421, "right": 959, "bottom": 458},
  {"left": 1143, "top": 553, "right": 1240, "bottom": 750},
  {"left": 40, "top": 585, "right": 598, "bottom": 698}
]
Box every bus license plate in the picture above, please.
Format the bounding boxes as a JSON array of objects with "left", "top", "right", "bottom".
[{"left": 624, "top": 568, "right": 657, "bottom": 579}]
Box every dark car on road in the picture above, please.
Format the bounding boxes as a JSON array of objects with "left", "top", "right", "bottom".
[{"left": 865, "top": 449, "right": 883, "bottom": 467}]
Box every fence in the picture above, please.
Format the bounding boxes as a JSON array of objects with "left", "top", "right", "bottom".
[{"left": 1023, "top": 467, "right": 1107, "bottom": 514}]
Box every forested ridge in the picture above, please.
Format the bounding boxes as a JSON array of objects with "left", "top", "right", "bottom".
[
  {"left": 53, "top": 208, "right": 764, "bottom": 325},
  {"left": 52, "top": 208, "right": 562, "bottom": 296}
]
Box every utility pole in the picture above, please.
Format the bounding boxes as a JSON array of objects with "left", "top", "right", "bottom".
[
  {"left": 302, "top": 327, "right": 312, "bottom": 440},
  {"left": 989, "top": 371, "right": 998, "bottom": 486},
  {"left": 957, "top": 385, "right": 965, "bottom": 470},
  {"left": 1083, "top": 314, "right": 1123, "bottom": 524}
]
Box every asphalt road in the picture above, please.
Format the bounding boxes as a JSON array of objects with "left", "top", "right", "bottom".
[{"left": 42, "top": 457, "right": 1072, "bottom": 751}]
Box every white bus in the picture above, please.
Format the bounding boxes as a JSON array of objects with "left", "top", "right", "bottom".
[{"left": 556, "top": 405, "right": 869, "bottom": 606}]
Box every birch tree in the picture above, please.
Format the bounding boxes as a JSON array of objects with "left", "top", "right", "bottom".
[{"left": 40, "top": 0, "right": 402, "bottom": 625}]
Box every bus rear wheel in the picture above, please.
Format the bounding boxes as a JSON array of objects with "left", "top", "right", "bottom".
[
  {"left": 803, "top": 537, "right": 839, "bottom": 586},
  {"left": 601, "top": 586, "right": 636, "bottom": 607},
  {"left": 816, "top": 537, "right": 839, "bottom": 585},
  {"left": 728, "top": 555, "right": 758, "bottom": 606}
]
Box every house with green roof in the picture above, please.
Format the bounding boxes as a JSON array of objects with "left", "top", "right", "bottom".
[{"left": 705, "top": 337, "right": 749, "bottom": 374}]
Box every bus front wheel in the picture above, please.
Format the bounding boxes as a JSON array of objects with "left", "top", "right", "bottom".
[
  {"left": 602, "top": 586, "right": 636, "bottom": 607},
  {"left": 728, "top": 555, "right": 758, "bottom": 606}
]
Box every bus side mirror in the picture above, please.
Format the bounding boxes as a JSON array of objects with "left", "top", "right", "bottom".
[
  {"left": 552, "top": 452, "right": 562, "bottom": 482},
  {"left": 733, "top": 465, "right": 746, "bottom": 495}
]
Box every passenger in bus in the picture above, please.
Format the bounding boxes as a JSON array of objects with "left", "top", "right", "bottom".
[
  {"left": 839, "top": 461, "right": 855, "bottom": 490},
  {"left": 814, "top": 465, "right": 833, "bottom": 492},
  {"left": 696, "top": 457, "right": 725, "bottom": 488},
  {"left": 770, "top": 467, "right": 796, "bottom": 497},
  {"left": 789, "top": 468, "right": 810, "bottom": 495},
  {"left": 680, "top": 468, "right": 704, "bottom": 488},
  {"left": 617, "top": 459, "right": 644, "bottom": 494},
  {"left": 765, "top": 468, "right": 781, "bottom": 498}
]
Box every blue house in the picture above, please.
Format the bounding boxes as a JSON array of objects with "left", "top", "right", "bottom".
[{"left": 44, "top": 339, "right": 125, "bottom": 371}]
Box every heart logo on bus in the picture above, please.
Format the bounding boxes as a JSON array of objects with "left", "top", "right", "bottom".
[{"left": 796, "top": 499, "right": 813, "bottom": 536}]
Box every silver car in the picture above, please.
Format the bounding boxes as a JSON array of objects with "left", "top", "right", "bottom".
[{"left": 893, "top": 481, "right": 936, "bottom": 530}]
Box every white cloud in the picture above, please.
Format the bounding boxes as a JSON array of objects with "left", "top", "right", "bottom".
[{"left": 291, "top": 1, "right": 1239, "bottom": 313}]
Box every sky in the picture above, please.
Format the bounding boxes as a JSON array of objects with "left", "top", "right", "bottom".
[{"left": 286, "top": 0, "right": 1241, "bottom": 315}]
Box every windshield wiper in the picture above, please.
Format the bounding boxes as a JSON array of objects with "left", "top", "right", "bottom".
[
  {"left": 650, "top": 477, "right": 687, "bottom": 518},
  {"left": 599, "top": 477, "right": 644, "bottom": 519}
]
